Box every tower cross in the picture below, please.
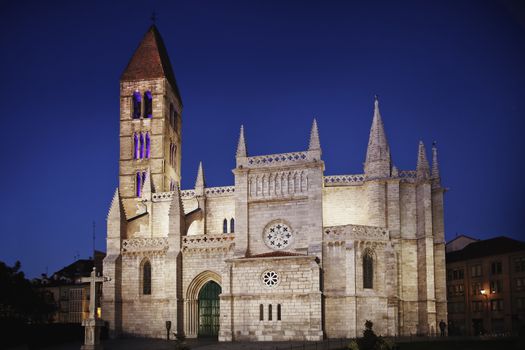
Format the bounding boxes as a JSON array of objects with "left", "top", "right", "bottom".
[{"left": 150, "top": 12, "right": 157, "bottom": 24}]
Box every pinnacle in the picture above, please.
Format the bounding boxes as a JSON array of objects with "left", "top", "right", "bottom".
[
  {"left": 308, "top": 118, "right": 321, "bottom": 151},
  {"left": 236, "top": 125, "right": 247, "bottom": 157},
  {"left": 364, "top": 96, "right": 391, "bottom": 177},
  {"left": 417, "top": 141, "right": 430, "bottom": 179},
  {"left": 195, "top": 161, "right": 206, "bottom": 189}
]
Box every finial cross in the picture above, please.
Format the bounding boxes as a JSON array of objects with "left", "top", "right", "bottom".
[
  {"left": 151, "top": 12, "right": 157, "bottom": 24},
  {"left": 80, "top": 267, "right": 111, "bottom": 320}
]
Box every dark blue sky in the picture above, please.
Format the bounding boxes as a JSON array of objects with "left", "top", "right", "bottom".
[{"left": 1, "top": 0, "right": 524, "bottom": 278}]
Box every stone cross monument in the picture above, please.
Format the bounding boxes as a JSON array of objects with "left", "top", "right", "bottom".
[{"left": 80, "top": 267, "right": 110, "bottom": 350}]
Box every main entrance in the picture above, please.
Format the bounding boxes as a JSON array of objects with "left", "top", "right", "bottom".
[{"left": 198, "top": 281, "right": 221, "bottom": 337}]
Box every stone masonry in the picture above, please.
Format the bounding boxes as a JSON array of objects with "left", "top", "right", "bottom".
[{"left": 102, "top": 25, "right": 447, "bottom": 342}]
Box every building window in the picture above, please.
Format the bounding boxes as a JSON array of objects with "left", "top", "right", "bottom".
[
  {"left": 133, "top": 134, "right": 139, "bottom": 159},
  {"left": 490, "top": 299, "right": 503, "bottom": 311},
  {"left": 490, "top": 280, "right": 502, "bottom": 294},
  {"left": 363, "top": 249, "right": 373, "bottom": 289},
  {"left": 515, "top": 257, "right": 525, "bottom": 272},
  {"left": 268, "top": 304, "right": 272, "bottom": 321},
  {"left": 145, "top": 133, "right": 150, "bottom": 159},
  {"left": 470, "top": 264, "right": 482, "bottom": 277},
  {"left": 170, "top": 103, "right": 175, "bottom": 128},
  {"left": 471, "top": 300, "right": 483, "bottom": 312},
  {"left": 449, "top": 302, "right": 465, "bottom": 314},
  {"left": 471, "top": 282, "right": 482, "bottom": 296},
  {"left": 136, "top": 172, "right": 142, "bottom": 197},
  {"left": 516, "top": 278, "right": 525, "bottom": 291},
  {"left": 132, "top": 91, "right": 141, "bottom": 119},
  {"left": 277, "top": 304, "right": 281, "bottom": 321},
  {"left": 144, "top": 91, "right": 152, "bottom": 118},
  {"left": 448, "top": 284, "right": 464, "bottom": 297},
  {"left": 259, "top": 304, "right": 264, "bottom": 321},
  {"left": 517, "top": 297, "right": 525, "bottom": 310},
  {"left": 142, "top": 260, "right": 151, "bottom": 295},
  {"left": 139, "top": 133, "right": 145, "bottom": 159},
  {"left": 262, "top": 271, "right": 279, "bottom": 288},
  {"left": 230, "top": 218, "right": 235, "bottom": 233},
  {"left": 223, "top": 219, "right": 228, "bottom": 233},
  {"left": 491, "top": 261, "right": 502, "bottom": 275}
]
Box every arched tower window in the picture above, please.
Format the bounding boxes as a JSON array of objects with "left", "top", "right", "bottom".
[
  {"left": 142, "top": 260, "right": 151, "bottom": 295},
  {"left": 230, "top": 218, "right": 235, "bottom": 233},
  {"left": 132, "top": 91, "right": 141, "bottom": 119},
  {"left": 145, "top": 133, "right": 151, "bottom": 159},
  {"left": 363, "top": 249, "right": 374, "bottom": 289},
  {"left": 142, "top": 171, "right": 147, "bottom": 189},
  {"left": 136, "top": 172, "right": 142, "bottom": 197},
  {"left": 169, "top": 143, "right": 173, "bottom": 166},
  {"left": 268, "top": 304, "right": 272, "bottom": 321},
  {"left": 223, "top": 219, "right": 228, "bottom": 234},
  {"left": 139, "top": 133, "right": 145, "bottom": 159},
  {"left": 133, "top": 134, "right": 139, "bottom": 159},
  {"left": 144, "top": 91, "right": 152, "bottom": 118}
]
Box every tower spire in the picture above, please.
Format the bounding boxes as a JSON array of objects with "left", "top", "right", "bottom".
[
  {"left": 195, "top": 161, "right": 206, "bottom": 194},
  {"left": 364, "top": 95, "right": 391, "bottom": 178},
  {"left": 308, "top": 118, "right": 321, "bottom": 151},
  {"left": 236, "top": 125, "right": 247, "bottom": 158},
  {"left": 121, "top": 25, "right": 182, "bottom": 103},
  {"left": 416, "top": 141, "right": 430, "bottom": 179}
]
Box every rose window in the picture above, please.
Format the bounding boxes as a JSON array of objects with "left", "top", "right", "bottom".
[
  {"left": 262, "top": 271, "right": 279, "bottom": 288},
  {"left": 264, "top": 222, "right": 292, "bottom": 250}
]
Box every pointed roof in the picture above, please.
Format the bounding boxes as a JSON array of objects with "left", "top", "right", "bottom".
[
  {"left": 416, "top": 141, "right": 430, "bottom": 179},
  {"left": 236, "top": 125, "right": 247, "bottom": 157},
  {"left": 168, "top": 185, "right": 184, "bottom": 218},
  {"left": 308, "top": 118, "right": 321, "bottom": 151},
  {"left": 121, "top": 25, "right": 182, "bottom": 103},
  {"left": 195, "top": 161, "right": 206, "bottom": 189},
  {"left": 365, "top": 96, "right": 391, "bottom": 164}
]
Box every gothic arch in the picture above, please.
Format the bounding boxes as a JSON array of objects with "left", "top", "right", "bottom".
[{"left": 184, "top": 270, "right": 222, "bottom": 338}]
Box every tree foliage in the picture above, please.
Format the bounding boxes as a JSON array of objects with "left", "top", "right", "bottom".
[{"left": 0, "top": 260, "right": 56, "bottom": 323}]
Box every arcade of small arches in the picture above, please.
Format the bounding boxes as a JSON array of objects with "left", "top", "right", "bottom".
[{"left": 222, "top": 218, "right": 235, "bottom": 234}]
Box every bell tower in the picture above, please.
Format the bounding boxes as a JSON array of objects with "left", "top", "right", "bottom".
[{"left": 118, "top": 25, "right": 182, "bottom": 199}]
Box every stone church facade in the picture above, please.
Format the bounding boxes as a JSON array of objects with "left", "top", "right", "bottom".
[{"left": 102, "top": 25, "right": 447, "bottom": 341}]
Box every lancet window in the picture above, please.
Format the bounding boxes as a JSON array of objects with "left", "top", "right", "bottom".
[
  {"left": 132, "top": 91, "right": 141, "bottom": 119},
  {"left": 363, "top": 249, "right": 374, "bottom": 289},
  {"left": 144, "top": 91, "right": 152, "bottom": 118},
  {"left": 142, "top": 260, "right": 151, "bottom": 295}
]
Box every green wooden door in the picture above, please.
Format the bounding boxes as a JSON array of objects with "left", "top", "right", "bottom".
[{"left": 198, "top": 281, "right": 221, "bottom": 337}]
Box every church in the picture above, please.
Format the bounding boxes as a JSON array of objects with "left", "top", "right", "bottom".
[{"left": 102, "top": 25, "right": 447, "bottom": 341}]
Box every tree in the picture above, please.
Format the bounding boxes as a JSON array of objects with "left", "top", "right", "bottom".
[{"left": 0, "top": 260, "right": 56, "bottom": 323}]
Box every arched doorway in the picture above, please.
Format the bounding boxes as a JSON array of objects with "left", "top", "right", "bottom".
[
  {"left": 184, "top": 271, "right": 221, "bottom": 338},
  {"left": 198, "top": 281, "right": 221, "bottom": 337}
]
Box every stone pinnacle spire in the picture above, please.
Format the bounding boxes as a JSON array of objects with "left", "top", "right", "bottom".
[
  {"left": 308, "top": 118, "right": 321, "bottom": 151},
  {"left": 431, "top": 141, "right": 441, "bottom": 187},
  {"left": 236, "top": 125, "right": 247, "bottom": 157},
  {"left": 195, "top": 161, "right": 206, "bottom": 190},
  {"left": 416, "top": 141, "right": 430, "bottom": 179},
  {"left": 364, "top": 95, "right": 391, "bottom": 178}
]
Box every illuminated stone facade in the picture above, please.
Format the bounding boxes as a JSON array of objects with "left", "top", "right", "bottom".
[{"left": 102, "top": 25, "right": 447, "bottom": 341}]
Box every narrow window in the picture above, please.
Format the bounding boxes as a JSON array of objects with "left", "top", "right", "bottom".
[
  {"left": 363, "top": 250, "right": 373, "bottom": 289},
  {"left": 268, "top": 304, "right": 272, "bottom": 321},
  {"left": 136, "top": 172, "right": 142, "bottom": 197},
  {"left": 145, "top": 133, "right": 151, "bottom": 159},
  {"left": 133, "top": 134, "right": 139, "bottom": 159},
  {"left": 173, "top": 145, "right": 177, "bottom": 166},
  {"left": 139, "top": 133, "right": 144, "bottom": 159},
  {"left": 132, "top": 91, "right": 141, "bottom": 119},
  {"left": 142, "top": 260, "right": 151, "bottom": 295},
  {"left": 259, "top": 304, "right": 264, "bottom": 321},
  {"left": 277, "top": 304, "right": 281, "bottom": 321},
  {"left": 144, "top": 91, "right": 152, "bottom": 118},
  {"left": 142, "top": 171, "right": 147, "bottom": 189},
  {"left": 230, "top": 218, "right": 235, "bottom": 233},
  {"left": 223, "top": 219, "right": 228, "bottom": 233}
]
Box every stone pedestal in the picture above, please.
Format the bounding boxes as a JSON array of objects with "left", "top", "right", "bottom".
[{"left": 81, "top": 318, "right": 105, "bottom": 350}]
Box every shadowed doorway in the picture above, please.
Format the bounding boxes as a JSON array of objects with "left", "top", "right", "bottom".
[{"left": 198, "top": 280, "right": 221, "bottom": 337}]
